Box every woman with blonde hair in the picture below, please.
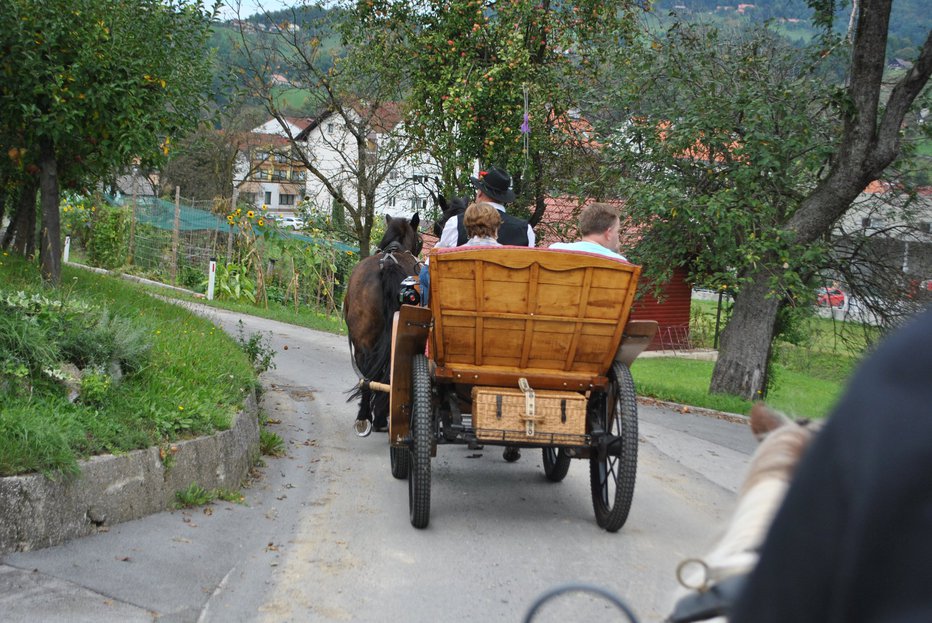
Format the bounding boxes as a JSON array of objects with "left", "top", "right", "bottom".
[{"left": 463, "top": 202, "right": 502, "bottom": 246}]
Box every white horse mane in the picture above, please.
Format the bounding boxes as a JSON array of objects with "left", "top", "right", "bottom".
[{"left": 669, "top": 404, "right": 819, "bottom": 622}]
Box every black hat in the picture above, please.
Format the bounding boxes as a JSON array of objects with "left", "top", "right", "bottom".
[{"left": 470, "top": 166, "right": 515, "bottom": 204}]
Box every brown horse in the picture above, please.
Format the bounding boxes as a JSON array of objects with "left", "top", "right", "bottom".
[{"left": 343, "top": 213, "right": 422, "bottom": 436}]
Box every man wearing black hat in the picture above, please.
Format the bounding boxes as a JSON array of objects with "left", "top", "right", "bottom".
[{"left": 436, "top": 166, "right": 535, "bottom": 248}]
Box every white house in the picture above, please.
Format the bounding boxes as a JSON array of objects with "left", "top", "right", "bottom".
[
  {"left": 233, "top": 107, "right": 439, "bottom": 225},
  {"left": 294, "top": 103, "right": 438, "bottom": 220},
  {"left": 231, "top": 116, "right": 312, "bottom": 221}
]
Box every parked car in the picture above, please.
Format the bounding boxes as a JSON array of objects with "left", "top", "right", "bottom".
[
  {"left": 921, "top": 279, "right": 932, "bottom": 291},
  {"left": 277, "top": 216, "right": 305, "bottom": 230},
  {"left": 817, "top": 287, "right": 846, "bottom": 308}
]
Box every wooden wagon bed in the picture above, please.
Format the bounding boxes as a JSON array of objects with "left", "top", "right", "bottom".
[
  {"left": 430, "top": 247, "right": 641, "bottom": 390},
  {"left": 388, "top": 248, "right": 656, "bottom": 444}
]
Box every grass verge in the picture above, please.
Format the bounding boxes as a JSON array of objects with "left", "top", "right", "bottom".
[
  {"left": 112, "top": 267, "right": 345, "bottom": 335},
  {"left": 1, "top": 255, "right": 257, "bottom": 476},
  {"left": 631, "top": 357, "right": 848, "bottom": 419}
]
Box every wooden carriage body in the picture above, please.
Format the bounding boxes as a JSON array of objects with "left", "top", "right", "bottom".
[{"left": 388, "top": 248, "right": 656, "bottom": 446}]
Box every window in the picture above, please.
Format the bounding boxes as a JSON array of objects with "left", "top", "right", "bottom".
[
  {"left": 387, "top": 196, "right": 396, "bottom": 207},
  {"left": 389, "top": 170, "right": 399, "bottom": 180},
  {"left": 280, "top": 194, "right": 295, "bottom": 206},
  {"left": 327, "top": 123, "right": 334, "bottom": 134},
  {"left": 264, "top": 191, "right": 272, "bottom": 205},
  {"left": 919, "top": 221, "right": 931, "bottom": 234},
  {"left": 239, "top": 192, "right": 257, "bottom": 205}
]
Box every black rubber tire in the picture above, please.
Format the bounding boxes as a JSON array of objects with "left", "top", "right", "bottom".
[
  {"left": 542, "top": 447, "right": 572, "bottom": 482},
  {"left": 589, "top": 362, "right": 638, "bottom": 532},
  {"left": 390, "top": 446, "right": 409, "bottom": 479},
  {"left": 408, "top": 354, "right": 432, "bottom": 529},
  {"left": 502, "top": 446, "right": 521, "bottom": 462}
]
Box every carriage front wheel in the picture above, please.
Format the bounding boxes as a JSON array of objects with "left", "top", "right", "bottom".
[
  {"left": 390, "top": 446, "right": 409, "bottom": 479},
  {"left": 542, "top": 447, "right": 572, "bottom": 482},
  {"left": 589, "top": 361, "right": 638, "bottom": 532},
  {"left": 408, "top": 354, "right": 432, "bottom": 528}
]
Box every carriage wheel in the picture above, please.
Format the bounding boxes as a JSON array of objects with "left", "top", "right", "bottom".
[
  {"left": 408, "top": 354, "right": 432, "bottom": 529},
  {"left": 589, "top": 362, "right": 638, "bottom": 532},
  {"left": 542, "top": 447, "right": 572, "bottom": 482},
  {"left": 390, "top": 446, "right": 409, "bottom": 479}
]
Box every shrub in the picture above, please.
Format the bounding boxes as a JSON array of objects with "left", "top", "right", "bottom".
[
  {"left": 86, "top": 204, "right": 128, "bottom": 269},
  {"left": 234, "top": 321, "right": 277, "bottom": 374}
]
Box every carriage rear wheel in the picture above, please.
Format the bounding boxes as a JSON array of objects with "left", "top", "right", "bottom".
[
  {"left": 542, "top": 447, "right": 572, "bottom": 482},
  {"left": 390, "top": 446, "right": 409, "bottom": 479},
  {"left": 589, "top": 362, "right": 638, "bottom": 532},
  {"left": 408, "top": 354, "right": 432, "bottom": 528}
]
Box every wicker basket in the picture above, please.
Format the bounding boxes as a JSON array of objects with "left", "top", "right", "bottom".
[{"left": 472, "top": 382, "right": 588, "bottom": 444}]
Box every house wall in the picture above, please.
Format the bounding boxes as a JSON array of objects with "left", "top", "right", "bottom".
[
  {"left": 629, "top": 267, "right": 693, "bottom": 350},
  {"left": 302, "top": 114, "right": 438, "bottom": 221}
]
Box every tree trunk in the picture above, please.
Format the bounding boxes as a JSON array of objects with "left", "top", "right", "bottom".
[
  {"left": 9, "top": 178, "right": 38, "bottom": 256},
  {"left": 709, "top": 0, "right": 932, "bottom": 400},
  {"left": 38, "top": 138, "right": 62, "bottom": 285},
  {"left": 0, "top": 180, "right": 7, "bottom": 233},
  {"left": 709, "top": 269, "right": 781, "bottom": 399}
]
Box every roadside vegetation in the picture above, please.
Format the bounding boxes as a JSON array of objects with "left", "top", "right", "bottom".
[
  {"left": 631, "top": 299, "right": 874, "bottom": 419},
  {"left": 0, "top": 254, "right": 258, "bottom": 477}
]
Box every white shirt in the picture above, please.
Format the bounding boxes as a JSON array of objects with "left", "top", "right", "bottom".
[
  {"left": 437, "top": 202, "right": 536, "bottom": 249},
  {"left": 549, "top": 240, "right": 628, "bottom": 261}
]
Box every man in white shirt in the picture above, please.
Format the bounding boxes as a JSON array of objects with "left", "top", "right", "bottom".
[{"left": 549, "top": 202, "right": 628, "bottom": 261}]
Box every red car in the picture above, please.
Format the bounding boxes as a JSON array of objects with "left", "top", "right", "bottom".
[{"left": 817, "top": 287, "right": 846, "bottom": 308}]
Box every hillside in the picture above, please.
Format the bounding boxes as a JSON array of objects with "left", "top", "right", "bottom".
[{"left": 651, "top": 0, "right": 928, "bottom": 59}]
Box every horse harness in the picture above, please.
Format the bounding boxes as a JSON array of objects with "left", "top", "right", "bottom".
[{"left": 377, "top": 240, "right": 423, "bottom": 274}]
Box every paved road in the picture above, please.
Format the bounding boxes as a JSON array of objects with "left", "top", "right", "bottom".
[{"left": 0, "top": 306, "right": 757, "bottom": 623}]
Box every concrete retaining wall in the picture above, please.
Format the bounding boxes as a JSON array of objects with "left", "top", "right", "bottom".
[{"left": 0, "top": 392, "right": 259, "bottom": 555}]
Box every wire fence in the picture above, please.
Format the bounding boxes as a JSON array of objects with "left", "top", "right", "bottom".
[{"left": 63, "top": 190, "right": 359, "bottom": 315}]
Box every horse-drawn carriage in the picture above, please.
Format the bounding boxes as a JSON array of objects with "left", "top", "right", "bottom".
[{"left": 364, "top": 245, "right": 657, "bottom": 530}]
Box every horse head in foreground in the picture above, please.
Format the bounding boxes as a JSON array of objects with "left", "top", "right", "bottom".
[
  {"left": 667, "top": 404, "right": 821, "bottom": 623},
  {"left": 343, "top": 213, "right": 422, "bottom": 436}
]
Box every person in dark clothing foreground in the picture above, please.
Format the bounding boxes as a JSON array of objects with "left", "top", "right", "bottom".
[{"left": 730, "top": 305, "right": 932, "bottom": 623}]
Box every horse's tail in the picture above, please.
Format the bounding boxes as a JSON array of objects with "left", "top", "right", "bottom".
[{"left": 346, "top": 257, "right": 411, "bottom": 401}]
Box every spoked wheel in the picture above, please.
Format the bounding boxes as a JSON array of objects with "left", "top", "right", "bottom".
[
  {"left": 408, "top": 354, "right": 432, "bottom": 528},
  {"left": 589, "top": 362, "right": 638, "bottom": 532},
  {"left": 390, "top": 446, "right": 409, "bottom": 479},
  {"left": 541, "top": 447, "right": 571, "bottom": 482}
]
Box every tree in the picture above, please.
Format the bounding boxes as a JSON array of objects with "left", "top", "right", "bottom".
[
  {"left": 0, "top": 0, "right": 217, "bottom": 284},
  {"left": 160, "top": 104, "right": 268, "bottom": 202},
  {"left": 608, "top": 3, "right": 932, "bottom": 400},
  {"left": 357, "top": 0, "right": 642, "bottom": 223},
  {"left": 232, "top": 1, "right": 418, "bottom": 256}
]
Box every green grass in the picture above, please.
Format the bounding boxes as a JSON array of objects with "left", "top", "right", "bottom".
[
  {"left": 259, "top": 429, "right": 285, "bottom": 456},
  {"left": 120, "top": 272, "right": 346, "bottom": 335},
  {"left": 1, "top": 255, "right": 257, "bottom": 476},
  {"left": 630, "top": 357, "right": 848, "bottom": 419},
  {"left": 632, "top": 298, "right": 872, "bottom": 419},
  {"left": 172, "top": 482, "right": 245, "bottom": 508}
]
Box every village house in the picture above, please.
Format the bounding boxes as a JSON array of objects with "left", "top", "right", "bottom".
[{"left": 232, "top": 109, "right": 438, "bottom": 224}]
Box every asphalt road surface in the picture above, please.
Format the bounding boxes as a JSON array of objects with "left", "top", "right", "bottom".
[{"left": 0, "top": 304, "right": 757, "bottom": 623}]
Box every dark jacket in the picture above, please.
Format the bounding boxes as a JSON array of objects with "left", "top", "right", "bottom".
[
  {"left": 455, "top": 211, "right": 530, "bottom": 246},
  {"left": 730, "top": 306, "right": 932, "bottom": 623}
]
